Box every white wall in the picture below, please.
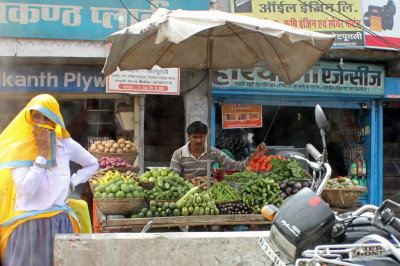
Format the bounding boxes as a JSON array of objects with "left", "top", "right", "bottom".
[{"left": 0, "top": 38, "right": 106, "bottom": 58}]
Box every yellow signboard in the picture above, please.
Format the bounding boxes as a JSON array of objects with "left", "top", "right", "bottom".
[{"left": 231, "top": 0, "right": 362, "bottom": 32}]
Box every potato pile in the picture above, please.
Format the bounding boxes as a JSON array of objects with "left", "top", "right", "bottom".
[{"left": 89, "top": 138, "right": 137, "bottom": 154}]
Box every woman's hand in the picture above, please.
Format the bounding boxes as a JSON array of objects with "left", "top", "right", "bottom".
[
  {"left": 254, "top": 142, "right": 268, "bottom": 157},
  {"left": 33, "top": 126, "right": 51, "bottom": 158}
]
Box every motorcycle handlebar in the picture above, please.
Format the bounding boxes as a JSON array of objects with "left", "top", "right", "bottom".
[
  {"left": 381, "top": 208, "right": 400, "bottom": 233},
  {"left": 306, "top": 144, "right": 323, "bottom": 162},
  {"left": 290, "top": 154, "right": 321, "bottom": 172}
]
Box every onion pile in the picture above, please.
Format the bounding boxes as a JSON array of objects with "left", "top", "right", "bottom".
[
  {"left": 98, "top": 156, "right": 134, "bottom": 168},
  {"left": 89, "top": 138, "right": 137, "bottom": 154}
]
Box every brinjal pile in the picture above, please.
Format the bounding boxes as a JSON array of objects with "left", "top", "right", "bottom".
[
  {"left": 216, "top": 202, "right": 253, "bottom": 215},
  {"left": 276, "top": 180, "right": 312, "bottom": 200}
]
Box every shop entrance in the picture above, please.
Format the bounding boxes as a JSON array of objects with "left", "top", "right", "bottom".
[
  {"left": 383, "top": 101, "right": 400, "bottom": 202},
  {"left": 214, "top": 100, "right": 373, "bottom": 203},
  {"left": 144, "top": 95, "right": 185, "bottom": 168}
]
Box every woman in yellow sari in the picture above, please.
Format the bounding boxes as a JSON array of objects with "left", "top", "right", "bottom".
[{"left": 0, "top": 94, "right": 99, "bottom": 266}]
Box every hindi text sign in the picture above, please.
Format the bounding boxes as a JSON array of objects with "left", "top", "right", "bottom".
[{"left": 106, "top": 67, "right": 180, "bottom": 95}]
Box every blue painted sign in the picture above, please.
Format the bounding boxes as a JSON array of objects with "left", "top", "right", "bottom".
[
  {"left": 0, "top": 66, "right": 106, "bottom": 93},
  {"left": 385, "top": 77, "right": 400, "bottom": 98},
  {"left": 212, "top": 61, "right": 385, "bottom": 96},
  {"left": 0, "top": 0, "right": 209, "bottom": 40}
]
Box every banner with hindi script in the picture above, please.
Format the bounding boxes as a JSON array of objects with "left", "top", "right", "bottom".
[
  {"left": 212, "top": 61, "right": 384, "bottom": 96},
  {"left": 230, "top": 0, "right": 365, "bottom": 48},
  {"left": 361, "top": 0, "right": 400, "bottom": 50},
  {"left": 0, "top": 0, "right": 209, "bottom": 40}
]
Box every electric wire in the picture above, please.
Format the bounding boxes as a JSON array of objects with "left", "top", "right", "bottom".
[
  {"left": 261, "top": 104, "right": 281, "bottom": 143},
  {"left": 181, "top": 72, "right": 208, "bottom": 95},
  {"left": 296, "top": 0, "right": 400, "bottom": 50},
  {"left": 143, "top": 0, "right": 158, "bottom": 9},
  {"left": 119, "top": 0, "right": 140, "bottom": 22}
]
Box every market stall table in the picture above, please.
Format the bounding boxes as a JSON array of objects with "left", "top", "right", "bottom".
[{"left": 96, "top": 208, "right": 272, "bottom": 232}]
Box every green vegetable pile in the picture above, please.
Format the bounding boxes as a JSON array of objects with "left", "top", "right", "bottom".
[
  {"left": 223, "top": 170, "right": 259, "bottom": 183},
  {"left": 242, "top": 178, "right": 283, "bottom": 213},
  {"left": 176, "top": 187, "right": 219, "bottom": 216},
  {"left": 145, "top": 175, "right": 193, "bottom": 200},
  {"left": 325, "top": 177, "right": 360, "bottom": 189},
  {"left": 259, "top": 158, "right": 305, "bottom": 181},
  {"left": 132, "top": 200, "right": 180, "bottom": 218},
  {"left": 207, "top": 182, "right": 242, "bottom": 202}
]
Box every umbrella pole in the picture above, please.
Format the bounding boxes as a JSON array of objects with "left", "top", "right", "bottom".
[{"left": 206, "top": 29, "right": 214, "bottom": 189}]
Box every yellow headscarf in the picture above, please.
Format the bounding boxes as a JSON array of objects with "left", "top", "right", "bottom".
[{"left": 0, "top": 94, "right": 79, "bottom": 257}]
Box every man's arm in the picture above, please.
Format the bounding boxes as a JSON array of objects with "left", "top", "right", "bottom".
[{"left": 216, "top": 142, "right": 268, "bottom": 171}]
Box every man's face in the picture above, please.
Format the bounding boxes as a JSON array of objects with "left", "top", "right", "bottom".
[{"left": 188, "top": 133, "right": 206, "bottom": 149}]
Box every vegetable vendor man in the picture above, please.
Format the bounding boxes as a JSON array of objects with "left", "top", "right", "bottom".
[{"left": 170, "top": 121, "right": 268, "bottom": 179}]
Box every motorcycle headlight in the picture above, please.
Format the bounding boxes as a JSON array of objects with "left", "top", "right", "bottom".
[{"left": 270, "top": 225, "right": 297, "bottom": 262}]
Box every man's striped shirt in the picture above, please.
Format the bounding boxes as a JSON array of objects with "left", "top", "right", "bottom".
[{"left": 170, "top": 142, "right": 249, "bottom": 177}]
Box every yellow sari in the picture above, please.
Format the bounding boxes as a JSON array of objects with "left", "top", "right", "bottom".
[{"left": 0, "top": 94, "right": 80, "bottom": 258}]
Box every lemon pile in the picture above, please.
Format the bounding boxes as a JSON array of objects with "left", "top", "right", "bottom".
[{"left": 91, "top": 170, "right": 134, "bottom": 185}]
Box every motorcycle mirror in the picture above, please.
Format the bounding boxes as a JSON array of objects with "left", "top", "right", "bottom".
[{"left": 315, "top": 105, "right": 329, "bottom": 131}]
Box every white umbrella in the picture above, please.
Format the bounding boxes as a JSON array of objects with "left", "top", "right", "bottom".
[{"left": 102, "top": 8, "right": 335, "bottom": 185}]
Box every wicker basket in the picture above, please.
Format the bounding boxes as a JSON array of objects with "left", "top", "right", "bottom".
[
  {"left": 94, "top": 198, "right": 148, "bottom": 215},
  {"left": 321, "top": 187, "right": 367, "bottom": 208},
  {"left": 139, "top": 181, "right": 155, "bottom": 190},
  {"left": 91, "top": 151, "right": 138, "bottom": 165},
  {"left": 89, "top": 183, "right": 98, "bottom": 194}
]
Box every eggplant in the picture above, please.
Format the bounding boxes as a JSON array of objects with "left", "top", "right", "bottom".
[
  {"left": 294, "top": 182, "right": 303, "bottom": 190},
  {"left": 280, "top": 192, "right": 288, "bottom": 199},
  {"left": 302, "top": 181, "right": 309, "bottom": 187}
]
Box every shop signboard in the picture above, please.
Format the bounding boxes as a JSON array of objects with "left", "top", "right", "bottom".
[
  {"left": 212, "top": 61, "right": 385, "bottom": 96},
  {"left": 0, "top": 65, "right": 106, "bottom": 93},
  {"left": 0, "top": 0, "right": 209, "bottom": 40},
  {"left": 106, "top": 67, "right": 180, "bottom": 95},
  {"left": 361, "top": 0, "right": 400, "bottom": 50},
  {"left": 222, "top": 104, "right": 262, "bottom": 129},
  {"left": 385, "top": 77, "right": 400, "bottom": 98},
  {"left": 230, "top": 0, "right": 365, "bottom": 48}
]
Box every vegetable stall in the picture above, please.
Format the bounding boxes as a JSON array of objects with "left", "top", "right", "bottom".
[{"left": 88, "top": 147, "right": 365, "bottom": 232}]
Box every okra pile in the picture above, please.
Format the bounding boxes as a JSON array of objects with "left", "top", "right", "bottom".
[{"left": 208, "top": 182, "right": 242, "bottom": 202}]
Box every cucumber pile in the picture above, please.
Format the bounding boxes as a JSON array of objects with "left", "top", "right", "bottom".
[
  {"left": 145, "top": 175, "right": 193, "bottom": 200},
  {"left": 132, "top": 200, "right": 180, "bottom": 218},
  {"left": 242, "top": 178, "right": 283, "bottom": 213}
]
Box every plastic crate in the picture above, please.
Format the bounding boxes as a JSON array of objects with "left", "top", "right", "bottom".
[{"left": 212, "top": 168, "right": 239, "bottom": 181}]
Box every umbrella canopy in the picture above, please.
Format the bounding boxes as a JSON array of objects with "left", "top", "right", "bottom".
[{"left": 102, "top": 8, "right": 335, "bottom": 84}]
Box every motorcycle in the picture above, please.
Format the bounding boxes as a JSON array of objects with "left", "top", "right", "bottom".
[{"left": 259, "top": 104, "right": 400, "bottom": 265}]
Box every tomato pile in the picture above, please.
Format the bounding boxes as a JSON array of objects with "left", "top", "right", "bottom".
[{"left": 246, "top": 155, "right": 286, "bottom": 171}]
